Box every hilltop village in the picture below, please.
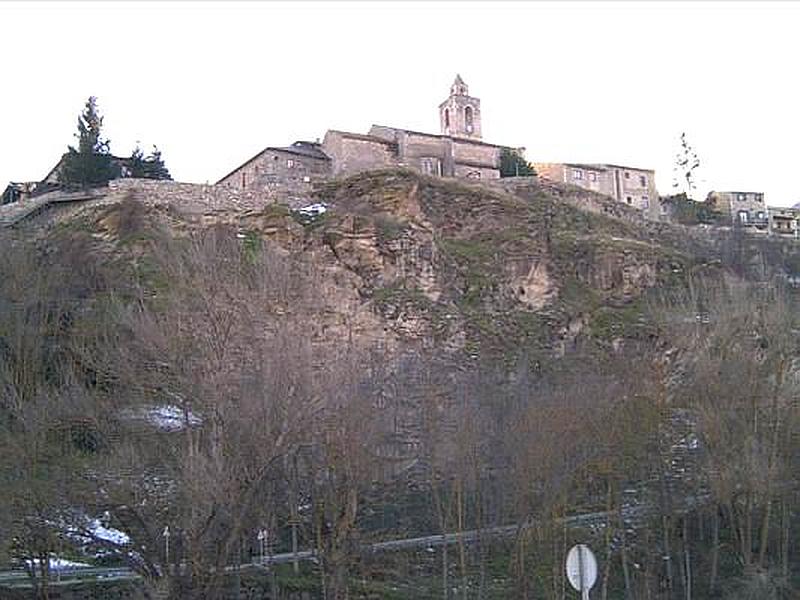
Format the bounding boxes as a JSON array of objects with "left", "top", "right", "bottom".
[{"left": 3, "top": 75, "right": 799, "bottom": 237}]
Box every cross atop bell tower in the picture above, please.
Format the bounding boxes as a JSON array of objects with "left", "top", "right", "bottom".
[{"left": 439, "top": 74, "right": 482, "bottom": 140}]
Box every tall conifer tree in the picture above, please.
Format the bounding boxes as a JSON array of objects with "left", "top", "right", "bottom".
[{"left": 60, "top": 97, "right": 119, "bottom": 187}]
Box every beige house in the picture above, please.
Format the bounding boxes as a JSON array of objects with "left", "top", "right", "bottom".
[
  {"left": 533, "top": 162, "right": 660, "bottom": 220},
  {"left": 706, "top": 191, "right": 767, "bottom": 229}
]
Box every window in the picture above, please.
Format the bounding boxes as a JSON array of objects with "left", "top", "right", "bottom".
[
  {"left": 464, "top": 106, "right": 474, "bottom": 133},
  {"left": 588, "top": 172, "right": 597, "bottom": 182},
  {"left": 624, "top": 172, "right": 630, "bottom": 179},
  {"left": 241, "top": 172, "right": 246, "bottom": 189},
  {"left": 639, "top": 175, "right": 647, "bottom": 186},
  {"left": 626, "top": 196, "right": 633, "bottom": 205},
  {"left": 738, "top": 193, "right": 746, "bottom": 202},
  {"left": 287, "top": 159, "right": 294, "bottom": 168},
  {"left": 572, "top": 169, "right": 583, "bottom": 180},
  {"left": 738, "top": 210, "right": 749, "bottom": 223},
  {"left": 444, "top": 108, "right": 450, "bottom": 128},
  {"left": 642, "top": 195, "right": 649, "bottom": 208},
  {"left": 757, "top": 211, "right": 765, "bottom": 220}
]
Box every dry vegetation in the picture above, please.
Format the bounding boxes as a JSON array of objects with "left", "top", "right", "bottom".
[{"left": 1, "top": 170, "right": 799, "bottom": 599}]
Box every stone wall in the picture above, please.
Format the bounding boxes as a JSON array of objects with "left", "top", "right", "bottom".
[
  {"left": 369, "top": 127, "right": 449, "bottom": 175},
  {"left": 451, "top": 139, "right": 499, "bottom": 170},
  {"left": 368, "top": 126, "right": 500, "bottom": 179},
  {"left": 401, "top": 131, "right": 449, "bottom": 163},
  {"left": 107, "top": 178, "right": 289, "bottom": 212},
  {"left": 323, "top": 131, "right": 399, "bottom": 176}
]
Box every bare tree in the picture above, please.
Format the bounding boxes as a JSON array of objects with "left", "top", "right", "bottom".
[
  {"left": 78, "top": 226, "right": 332, "bottom": 598},
  {"left": 0, "top": 233, "right": 112, "bottom": 599},
  {"left": 653, "top": 274, "right": 800, "bottom": 593}
]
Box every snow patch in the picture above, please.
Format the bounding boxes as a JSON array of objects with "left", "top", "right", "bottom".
[
  {"left": 88, "top": 519, "right": 131, "bottom": 546},
  {"left": 120, "top": 403, "right": 202, "bottom": 431},
  {"left": 296, "top": 203, "right": 328, "bottom": 217},
  {"left": 146, "top": 404, "right": 202, "bottom": 431},
  {"left": 26, "top": 557, "right": 92, "bottom": 571}
]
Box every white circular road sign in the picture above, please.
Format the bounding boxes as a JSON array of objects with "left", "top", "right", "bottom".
[{"left": 566, "top": 544, "right": 598, "bottom": 598}]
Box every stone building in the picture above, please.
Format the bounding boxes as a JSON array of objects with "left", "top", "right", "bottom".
[
  {"left": 215, "top": 141, "right": 330, "bottom": 205},
  {"left": 217, "top": 75, "right": 508, "bottom": 201},
  {"left": 533, "top": 162, "right": 660, "bottom": 219},
  {"left": 706, "top": 190, "right": 767, "bottom": 228},
  {"left": 769, "top": 205, "right": 800, "bottom": 237},
  {"left": 324, "top": 75, "right": 503, "bottom": 179}
]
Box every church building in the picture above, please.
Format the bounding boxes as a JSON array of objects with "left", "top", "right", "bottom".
[{"left": 216, "top": 76, "right": 511, "bottom": 201}]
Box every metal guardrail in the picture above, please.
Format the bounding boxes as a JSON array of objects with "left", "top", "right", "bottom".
[{"left": 1, "top": 492, "right": 709, "bottom": 589}]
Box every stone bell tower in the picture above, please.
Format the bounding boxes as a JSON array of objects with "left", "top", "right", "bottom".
[{"left": 439, "top": 74, "right": 482, "bottom": 140}]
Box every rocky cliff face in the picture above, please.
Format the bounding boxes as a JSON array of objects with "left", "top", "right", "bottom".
[{"left": 18, "top": 169, "right": 719, "bottom": 368}]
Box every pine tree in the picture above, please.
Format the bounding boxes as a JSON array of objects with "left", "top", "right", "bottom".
[
  {"left": 128, "top": 144, "right": 146, "bottom": 177},
  {"left": 127, "top": 144, "right": 172, "bottom": 180},
  {"left": 60, "top": 97, "right": 120, "bottom": 187}
]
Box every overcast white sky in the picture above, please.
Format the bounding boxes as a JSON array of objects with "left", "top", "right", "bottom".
[{"left": 2, "top": 1, "right": 799, "bottom": 204}]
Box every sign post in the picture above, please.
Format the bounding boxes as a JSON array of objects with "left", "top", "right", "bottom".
[
  {"left": 566, "top": 544, "right": 598, "bottom": 600},
  {"left": 257, "top": 529, "right": 269, "bottom": 566},
  {"left": 162, "top": 526, "right": 171, "bottom": 573}
]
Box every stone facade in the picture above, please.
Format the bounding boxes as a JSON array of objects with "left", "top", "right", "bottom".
[
  {"left": 365, "top": 124, "right": 501, "bottom": 180},
  {"left": 321, "top": 130, "right": 399, "bottom": 176},
  {"left": 707, "top": 190, "right": 767, "bottom": 228},
  {"left": 216, "top": 141, "right": 330, "bottom": 206},
  {"left": 533, "top": 162, "right": 660, "bottom": 220}
]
